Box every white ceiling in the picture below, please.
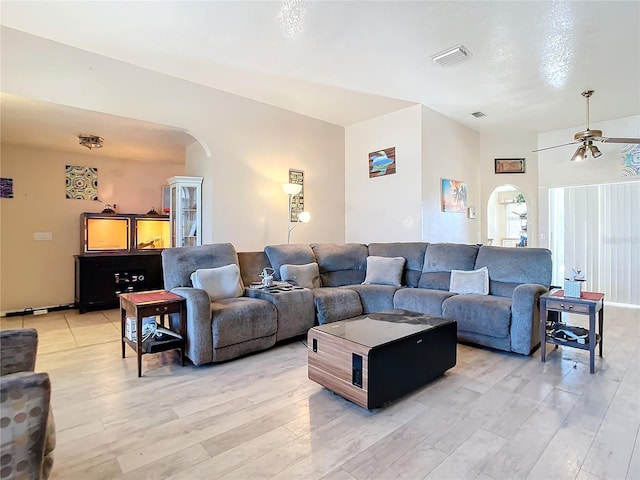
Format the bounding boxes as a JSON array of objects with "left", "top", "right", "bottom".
[{"left": 1, "top": 1, "right": 639, "bottom": 159}]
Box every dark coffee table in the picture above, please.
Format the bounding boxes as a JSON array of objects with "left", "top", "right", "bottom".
[{"left": 308, "top": 309, "right": 457, "bottom": 409}]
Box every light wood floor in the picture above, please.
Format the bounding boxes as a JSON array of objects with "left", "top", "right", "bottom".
[{"left": 1, "top": 304, "right": 639, "bottom": 480}]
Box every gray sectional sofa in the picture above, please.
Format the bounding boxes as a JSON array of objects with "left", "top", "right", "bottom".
[{"left": 162, "top": 241, "right": 552, "bottom": 366}]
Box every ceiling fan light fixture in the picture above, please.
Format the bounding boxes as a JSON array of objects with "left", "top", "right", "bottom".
[
  {"left": 78, "top": 134, "right": 103, "bottom": 150},
  {"left": 588, "top": 143, "right": 602, "bottom": 158},
  {"left": 571, "top": 145, "right": 587, "bottom": 162}
]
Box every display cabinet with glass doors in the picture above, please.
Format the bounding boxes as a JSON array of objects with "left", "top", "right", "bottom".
[{"left": 167, "top": 176, "right": 203, "bottom": 247}]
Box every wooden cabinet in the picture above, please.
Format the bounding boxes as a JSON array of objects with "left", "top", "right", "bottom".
[
  {"left": 74, "top": 253, "right": 164, "bottom": 314},
  {"left": 168, "top": 176, "right": 203, "bottom": 247}
]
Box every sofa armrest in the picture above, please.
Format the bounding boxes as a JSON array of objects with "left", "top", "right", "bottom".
[
  {"left": 510, "top": 283, "right": 548, "bottom": 355},
  {"left": 170, "top": 287, "right": 213, "bottom": 366},
  {"left": 0, "top": 328, "right": 38, "bottom": 375}
]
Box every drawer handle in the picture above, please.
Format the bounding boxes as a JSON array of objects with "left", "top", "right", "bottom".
[
  {"left": 155, "top": 306, "right": 169, "bottom": 313},
  {"left": 559, "top": 304, "right": 573, "bottom": 309}
]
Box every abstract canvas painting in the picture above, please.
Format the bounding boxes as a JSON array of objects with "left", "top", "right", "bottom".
[
  {"left": 66, "top": 165, "right": 99, "bottom": 200},
  {"left": 369, "top": 147, "right": 396, "bottom": 178},
  {"left": 289, "top": 169, "right": 304, "bottom": 221},
  {"left": 0, "top": 178, "right": 13, "bottom": 198},
  {"left": 620, "top": 144, "right": 640, "bottom": 177},
  {"left": 441, "top": 178, "right": 468, "bottom": 213}
]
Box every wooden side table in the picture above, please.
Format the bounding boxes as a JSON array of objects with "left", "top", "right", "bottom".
[
  {"left": 119, "top": 290, "right": 186, "bottom": 377},
  {"left": 540, "top": 289, "right": 605, "bottom": 373}
]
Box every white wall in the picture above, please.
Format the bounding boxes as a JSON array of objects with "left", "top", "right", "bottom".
[
  {"left": 2, "top": 27, "right": 345, "bottom": 255},
  {"left": 537, "top": 115, "right": 640, "bottom": 248},
  {"left": 479, "top": 132, "right": 539, "bottom": 246},
  {"left": 421, "top": 106, "right": 480, "bottom": 244},
  {"left": 345, "top": 106, "right": 422, "bottom": 243}
]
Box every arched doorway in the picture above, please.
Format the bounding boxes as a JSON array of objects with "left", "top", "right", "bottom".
[{"left": 487, "top": 185, "right": 528, "bottom": 247}]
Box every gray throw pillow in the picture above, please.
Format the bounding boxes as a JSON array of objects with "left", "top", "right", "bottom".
[
  {"left": 190, "top": 264, "right": 244, "bottom": 301},
  {"left": 362, "top": 256, "right": 406, "bottom": 287},
  {"left": 280, "top": 262, "right": 321, "bottom": 289},
  {"left": 449, "top": 266, "right": 489, "bottom": 295}
]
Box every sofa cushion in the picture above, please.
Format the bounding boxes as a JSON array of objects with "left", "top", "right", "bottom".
[
  {"left": 162, "top": 243, "right": 239, "bottom": 290},
  {"left": 311, "top": 243, "right": 368, "bottom": 287},
  {"left": 312, "top": 288, "right": 363, "bottom": 324},
  {"left": 367, "top": 242, "right": 428, "bottom": 287},
  {"left": 449, "top": 267, "right": 489, "bottom": 295},
  {"left": 418, "top": 243, "right": 479, "bottom": 290},
  {"left": 442, "top": 294, "right": 511, "bottom": 338},
  {"left": 344, "top": 284, "right": 397, "bottom": 314},
  {"left": 264, "top": 244, "right": 316, "bottom": 281},
  {"left": 211, "top": 297, "right": 277, "bottom": 348},
  {"left": 280, "top": 262, "right": 321, "bottom": 289},
  {"left": 393, "top": 288, "right": 456, "bottom": 317},
  {"left": 362, "top": 256, "right": 405, "bottom": 286},
  {"left": 190, "top": 264, "right": 244, "bottom": 301},
  {"left": 474, "top": 246, "right": 552, "bottom": 297}
]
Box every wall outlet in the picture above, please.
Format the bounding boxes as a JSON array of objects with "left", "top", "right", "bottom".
[
  {"left": 540, "top": 233, "right": 546, "bottom": 240},
  {"left": 34, "top": 232, "right": 53, "bottom": 241}
]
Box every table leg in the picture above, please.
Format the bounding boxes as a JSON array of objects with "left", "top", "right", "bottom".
[
  {"left": 120, "top": 304, "right": 126, "bottom": 359},
  {"left": 589, "top": 311, "right": 596, "bottom": 374},
  {"left": 599, "top": 304, "right": 604, "bottom": 357},
  {"left": 180, "top": 303, "right": 186, "bottom": 367},
  {"left": 540, "top": 302, "right": 547, "bottom": 363},
  {"left": 136, "top": 310, "right": 143, "bottom": 378}
]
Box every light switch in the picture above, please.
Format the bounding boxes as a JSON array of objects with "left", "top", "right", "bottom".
[{"left": 34, "top": 232, "right": 53, "bottom": 241}]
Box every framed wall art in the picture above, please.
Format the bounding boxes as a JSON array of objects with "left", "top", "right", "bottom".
[
  {"left": 369, "top": 147, "right": 396, "bottom": 178},
  {"left": 495, "top": 158, "right": 526, "bottom": 174},
  {"left": 441, "top": 178, "right": 468, "bottom": 213},
  {"left": 289, "top": 169, "right": 304, "bottom": 222}
]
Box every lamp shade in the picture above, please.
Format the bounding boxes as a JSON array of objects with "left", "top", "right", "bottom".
[
  {"left": 297, "top": 211, "right": 311, "bottom": 223},
  {"left": 571, "top": 145, "right": 587, "bottom": 162},
  {"left": 282, "top": 183, "right": 302, "bottom": 195},
  {"left": 588, "top": 143, "right": 602, "bottom": 158}
]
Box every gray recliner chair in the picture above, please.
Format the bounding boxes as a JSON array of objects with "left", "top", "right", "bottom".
[{"left": 161, "top": 243, "right": 278, "bottom": 366}]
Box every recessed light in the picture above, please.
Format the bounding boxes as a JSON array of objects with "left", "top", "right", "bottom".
[{"left": 432, "top": 45, "right": 471, "bottom": 66}]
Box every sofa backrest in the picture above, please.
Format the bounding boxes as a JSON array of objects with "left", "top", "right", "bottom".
[
  {"left": 237, "top": 251, "right": 272, "bottom": 287},
  {"left": 264, "top": 244, "right": 316, "bottom": 280},
  {"left": 162, "top": 243, "right": 240, "bottom": 290},
  {"left": 367, "top": 242, "right": 428, "bottom": 287},
  {"left": 311, "top": 243, "right": 368, "bottom": 286},
  {"left": 418, "top": 243, "right": 479, "bottom": 290},
  {"left": 475, "top": 246, "right": 552, "bottom": 297}
]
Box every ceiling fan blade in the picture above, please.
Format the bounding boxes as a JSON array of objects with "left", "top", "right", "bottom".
[
  {"left": 598, "top": 137, "right": 640, "bottom": 144},
  {"left": 532, "top": 140, "right": 580, "bottom": 153}
]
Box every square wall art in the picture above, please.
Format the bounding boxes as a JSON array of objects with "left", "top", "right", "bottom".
[
  {"left": 66, "top": 165, "right": 99, "bottom": 200},
  {"left": 369, "top": 147, "right": 396, "bottom": 178},
  {"left": 0, "top": 178, "right": 13, "bottom": 198},
  {"left": 441, "top": 178, "right": 468, "bottom": 213}
]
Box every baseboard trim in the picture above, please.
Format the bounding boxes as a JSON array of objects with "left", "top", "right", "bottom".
[{"left": 2, "top": 303, "right": 77, "bottom": 318}]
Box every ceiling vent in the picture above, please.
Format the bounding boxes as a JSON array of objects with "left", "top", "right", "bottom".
[
  {"left": 432, "top": 45, "right": 471, "bottom": 66},
  {"left": 471, "top": 111, "right": 486, "bottom": 118}
]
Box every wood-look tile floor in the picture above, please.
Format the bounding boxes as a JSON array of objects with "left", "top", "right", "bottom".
[{"left": 1, "top": 305, "right": 639, "bottom": 480}]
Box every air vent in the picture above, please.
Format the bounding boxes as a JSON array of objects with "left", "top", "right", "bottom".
[
  {"left": 471, "top": 111, "right": 486, "bottom": 118},
  {"left": 432, "top": 45, "right": 471, "bottom": 66}
]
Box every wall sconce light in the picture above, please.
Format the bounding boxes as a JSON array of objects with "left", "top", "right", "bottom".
[{"left": 282, "top": 183, "right": 310, "bottom": 243}]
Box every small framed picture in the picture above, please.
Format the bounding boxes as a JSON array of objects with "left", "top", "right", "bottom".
[{"left": 495, "top": 158, "right": 525, "bottom": 174}]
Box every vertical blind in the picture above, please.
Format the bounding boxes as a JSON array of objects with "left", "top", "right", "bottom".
[{"left": 549, "top": 181, "right": 639, "bottom": 305}]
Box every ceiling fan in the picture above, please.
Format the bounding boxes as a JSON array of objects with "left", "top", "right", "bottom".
[{"left": 534, "top": 90, "right": 640, "bottom": 161}]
